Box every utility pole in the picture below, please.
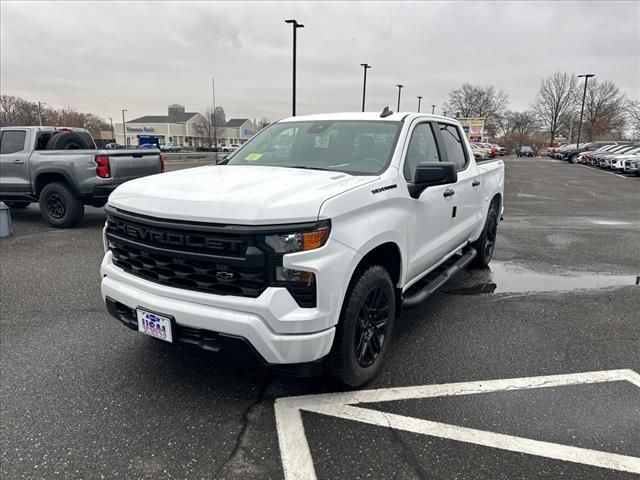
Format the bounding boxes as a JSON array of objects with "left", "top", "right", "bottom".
[
  {"left": 576, "top": 73, "right": 595, "bottom": 148},
  {"left": 121, "top": 109, "right": 127, "bottom": 147},
  {"left": 285, "top": 19, "right": 304, "bottom": 116},
  {"left": 37, "top": 102, "right": 43, "bottom": 126},
  {"left": 417, "top": 96, "right": 422, "bottom": 113},
  {"left": 108, "top": 117, "right": 114, "bottom": 141},
  {"left": 396, "top": 84, "right": 404, "bottom": 112},
  {"left": 212, "top": 76, "right": 218, "bottom": 149},
  {"left": 360, "top": 63, "right": 371, "bottom": 112}
]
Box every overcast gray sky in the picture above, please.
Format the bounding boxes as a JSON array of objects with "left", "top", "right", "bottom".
[{"left": 1, "top": 1, "right": 638, "bottom": 124}]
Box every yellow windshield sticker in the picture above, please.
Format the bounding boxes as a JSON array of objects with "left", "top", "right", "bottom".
[{"left": 245, "top": 153, "right": 263, "bottom": 161}]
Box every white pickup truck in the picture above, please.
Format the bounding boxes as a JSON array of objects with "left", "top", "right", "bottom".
[{"left": 100, "top": 111, "right": 504, "bottom": 386}]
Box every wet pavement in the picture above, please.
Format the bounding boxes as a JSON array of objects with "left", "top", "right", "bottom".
[{"left": 1, "top": 157, "right": 639, "bottom": 480}]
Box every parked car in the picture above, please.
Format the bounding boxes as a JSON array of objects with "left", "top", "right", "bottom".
[
  {"left": 222, "top": 143, "right": 241, "bottom": 152},
  {"left": 596, "top": 145, "right": 638, "bottom": 168},
  {"left": 160, "top": 143, "right": 180, "bottom": 152},
  {"left": 562, "top": 141, "right": 626, "bottom": 163},
  {"left": 553, "top": 144, "right": 577, "bottom": 159},
  {"left": 493, "top": 145, "right": 506, "bottom": 156},
  {"left": 517, "top": 146, "right": 534, "bottom": 157},
  {"left": 608, "top": 147, "right": 640, "bottom": 171},
  {"left": 105, "top": 143, "right": 126, "bottom": 149},
  {"left": 577, "top": 144, "right": 617, "bottom": 164},
  {"left": 470, "top": 143, "right": 491, "bottom": 159},
  {"left": 0, "top": 126, "right": 165, "bottom": 227},
  {"left": 138, "top": 143, "right": 159, "bottom": 149},
  {"left": 623, "top": 157, "right": 640, "bottom": 175},
  {"left": 100, "top": 111, "right": 505, "bottom": 387}
]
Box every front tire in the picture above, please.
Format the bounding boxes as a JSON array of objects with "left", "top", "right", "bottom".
[
  {"left": 39, "top": 182, "right": 84, "bottom": 228},
  {"left": 472, "top": 206, "right": 499, "bottom": 268},
  {"left": 326, "top": 265, "right": 396, "bottom": 387}
]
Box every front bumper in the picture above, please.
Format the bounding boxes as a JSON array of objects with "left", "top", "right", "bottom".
[{"left": 100, "top": 237, "right": 359, "bottom": 365}]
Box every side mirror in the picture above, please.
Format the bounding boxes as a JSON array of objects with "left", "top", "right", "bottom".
[{"left": 408, "top": 162, "right": 457, "bottom": 199}]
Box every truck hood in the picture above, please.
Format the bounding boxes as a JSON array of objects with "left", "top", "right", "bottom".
[{"left": 108, "top": 165, "right": 376, "bottom": 224}]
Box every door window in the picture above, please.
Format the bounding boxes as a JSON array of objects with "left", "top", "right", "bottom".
[
  {"left": 404, "top": 123, "right": 440, "bottom": 181},
  {"left": 438, "top": 123, "right": 468, "bottom": 170},
  {"left": 0, "top": 130, "right": 27, "bottom": 154}
]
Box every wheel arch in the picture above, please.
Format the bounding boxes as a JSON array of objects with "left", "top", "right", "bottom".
[
  {"left": 34, "top": 171, "right": 77, "bottom": 198},
  {"left": 344, "top": 241, "right": 404, "bottom": 319}
]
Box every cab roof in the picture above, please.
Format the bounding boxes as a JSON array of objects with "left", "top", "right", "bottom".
[{"left": 278, "top": 112, "right": 457, "bottom": 124}]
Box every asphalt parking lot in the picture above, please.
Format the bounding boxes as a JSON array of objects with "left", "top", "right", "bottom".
[{"left": 1, "top": 157, "right": 639, "bottom": 480}]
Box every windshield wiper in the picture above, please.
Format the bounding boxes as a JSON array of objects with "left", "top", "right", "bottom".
[{"left": 287, "top": 165, "right": 332, "bottom": 171}]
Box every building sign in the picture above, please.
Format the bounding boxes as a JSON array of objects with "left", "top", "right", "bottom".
[
  {"left": 457, "top": 118, "right": 485, "bottom": 140},
  {"left": 127, "top": 126, "right": 155, "bottom": 132}
]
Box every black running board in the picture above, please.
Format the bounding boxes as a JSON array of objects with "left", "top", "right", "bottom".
[{"left": 402, "top": 248, "right": 477, "bottom": 310}]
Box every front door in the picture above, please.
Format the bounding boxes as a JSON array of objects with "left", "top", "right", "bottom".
[
  {"left": 0, "top": 129, "right": 31, "bottom": 196},
  {"left": 404, "top": 121, "right": 457, "bottom": 281}
]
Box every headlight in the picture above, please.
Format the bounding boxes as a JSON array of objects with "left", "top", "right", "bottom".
[{"left": 264, "top": 224, "right": 330, "bottom": 253}]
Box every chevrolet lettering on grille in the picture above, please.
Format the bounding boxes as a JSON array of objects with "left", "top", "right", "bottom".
[{"left": 110, "top": 219, "right": 229, "bottom": 251}]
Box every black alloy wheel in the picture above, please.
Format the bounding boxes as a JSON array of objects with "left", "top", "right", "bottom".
[
  {"left": 354, "top": 286, "right": 390, "bottom": 368},
  {"left": 46, "top": 192, "right": 66, "bottom": 219},
  {"left": 484, "top": 213, "right": 498, "bottom": 261}
]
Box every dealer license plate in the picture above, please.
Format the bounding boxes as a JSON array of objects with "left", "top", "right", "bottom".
[{"left": 136, "top": 308, "right": 173, "bottom": 343}]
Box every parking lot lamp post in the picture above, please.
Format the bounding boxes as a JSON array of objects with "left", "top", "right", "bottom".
[
  {"left": 396, "top": 84, "right": 404, "bottom": 111},
  {"left": 121, "top": 109, "right": 127, "bottom": 147},
  {"left": 431, "top": 104, "right": 436, "bottom": 114},
  {"left": 576, "top": 73, "right": 595, "bottom": 148},
  {"left": 108, "top": 117, "right": 114, "bottom": 141},
  {"left": 360, "top": 63, "right": 371, "bottom": 112},
  {"left": 285, "top": 19, "right": 304, "bottom": 116},
  {"left": 417, "top": 96, "right": 422, "bottom": 113}
]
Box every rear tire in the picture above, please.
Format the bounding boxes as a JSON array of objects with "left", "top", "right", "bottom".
[
  {"left": 4, "top": 201, "right": 30, "bottom": 209},
  {"left": 472, "top": 206, "right": 499, "bottom": 268},
  {"left": 39, "top": 182, "right": 84, "bottom": 228},
  {"left": 326, "top": 265, "right": 396, "bottom": 387},
  {"left": 569, "top": 154, "right": 579, "bottom": 164}
]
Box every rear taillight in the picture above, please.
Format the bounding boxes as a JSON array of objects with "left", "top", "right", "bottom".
[
  {"left": 159, "top": 154, "right": 165, "bottom": 173},
  {"left": 95, "top": 154, "right": 111, "bottom": 178}
]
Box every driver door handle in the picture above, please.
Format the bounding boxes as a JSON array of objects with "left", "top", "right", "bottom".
[
  {"left": 472, "top": 179, "right": 480, "bottom": 187},
  {"left": 13, "top": 159, "right": 24, "bottom": 164},
  {"left": 443, "top": 188, "right": 455, "bottom": 198}
]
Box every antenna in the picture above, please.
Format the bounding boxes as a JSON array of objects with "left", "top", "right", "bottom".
[{"left": 380, "top": 106, "right": 393, "bottom": 118}]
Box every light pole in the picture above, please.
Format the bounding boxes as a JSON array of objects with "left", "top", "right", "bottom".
[
  {"left": 360, "top": 63, "right": 371, "bottom": 112},
  {"left": 396, "top": 84, "right": 404, "bottom": 111},
  {"left": 431, "top": 104, "right": 436, "bottom": 114},
  {"left": 417, "top": 96, "right": 422, "bottom": 113},
  {"left": 121, "top": 109, "right": 127, "bottom": 146},
  {"left": 212, "top": 76, "right": 218, "bottom": 148},
  {"left": 285, "top": 19, "right": 304, "bottom": 116},
  {"left": 576, "top": 73, "right": 595, "bottom": 148},
  {"left": 108, "top": 117, "right": 114, "bottom": 141}
]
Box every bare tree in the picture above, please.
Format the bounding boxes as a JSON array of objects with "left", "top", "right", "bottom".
[
  {"left": 532, "top": 72, "right": 578, "bottom": 145},
  {"left": 1, "top": 94, "right": 109, "bottom": 133},
  {"left": 582, "top": 79, "right": 627, "bottom": 141},
  {"left": 496, "top": 110, "right": 540, "bottom": 151},
  {"left": 202, "top": 107, "right": 226, "bottom": 148},
  {"left": 626, "top": 99, "right": 640, "bottom": 141},
  {"left": 443, "top": 84, "right": 508, "bottom": 135}
]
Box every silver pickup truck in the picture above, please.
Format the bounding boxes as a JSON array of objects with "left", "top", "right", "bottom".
[{"left": 0, "top": 126, "right": 164, "bottom": 227}]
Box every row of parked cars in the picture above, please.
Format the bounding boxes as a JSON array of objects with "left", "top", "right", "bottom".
[
  {"left": 551, "top": 141, "right": 640, "bottom": 175},
  {"left": 470, "top": 142, "right": 506, "bottom": 160}
]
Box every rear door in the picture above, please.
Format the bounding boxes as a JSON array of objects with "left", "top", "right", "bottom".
[
  {"left": 0, "top": 129, "right": 31, "bottom": 195},
  {"left": 434, "top": 122, "right": 482, "bottom": 249},
  {"left": 106, "top": 150, "right": 162, "bottom": 183}
]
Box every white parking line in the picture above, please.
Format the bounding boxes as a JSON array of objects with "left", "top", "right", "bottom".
[
  {"left": 275, "top": 369, "right": 640, "bottom": 480},
  {"left": 575, "top": 164, "right": 633, "bottom": 179}
]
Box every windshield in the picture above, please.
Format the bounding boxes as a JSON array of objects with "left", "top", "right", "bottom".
[{"left": 226, "top": 120, "right": 401, "bottom": 175}]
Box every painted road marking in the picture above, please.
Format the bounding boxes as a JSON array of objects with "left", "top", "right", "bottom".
[
  {"left": 575, "top": 164, "right": 633, "bottom": 179},
  {"left": 275, "top": 369, "right": 640, "bottom": 480}
]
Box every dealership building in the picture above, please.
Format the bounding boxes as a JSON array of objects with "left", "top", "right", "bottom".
[{"left": 114, "top": 104, "right": 257, "bottom": 148}]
